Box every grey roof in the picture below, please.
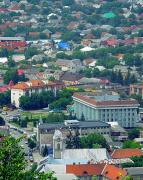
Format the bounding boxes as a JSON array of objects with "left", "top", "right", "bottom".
[
  {"left": 126, "top": 167, "right": 143, "bottom": 175},
  {"left": 39, "top": 148, "right": 110, "bottom": 165},
  {"left": 38, "top": 121, "right": 110, "bottom": 130}
]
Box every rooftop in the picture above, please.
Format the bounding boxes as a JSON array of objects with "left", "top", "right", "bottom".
[
  {"left": 11, "top": 80, "right": 64, "bottom": 90},
  {"left": 38, "top": 120, "right": 110, "bottom": 130},
  {"left": 66, "top": 164, "right": 104, "bottom": 176},
  {"left": 111, "top": 149, "right": 143, "bottom": 159},
  {"left": 73, "top": 92, "right": 139, "bottom": 107},
  {"left": 0, "top": 37, "right": 24, "bottom": 41}
]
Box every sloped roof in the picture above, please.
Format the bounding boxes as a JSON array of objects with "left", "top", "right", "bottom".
[
  {"left": 12, "top": 83, "right": 29, "bottom": 90},
  {"left": 111, "top": 149, "right": 143, "bottom": 159},
  {"left": 102, "top": 164, "right": 127, "bottom": 180},
  {"left": 62, "top": 149, "right": 110, "bottom": 163},
  {"left": 66, "top": 164, "right": 104, "bottom": 176}
]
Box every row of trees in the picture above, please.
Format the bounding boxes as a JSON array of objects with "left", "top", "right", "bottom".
[
  {"left": 4, "top": 69, "right": 27, "bottom": 84},
  {"left": 20, "top": 91, "right": 55, "bottom": 110},
  {"left": 122, "top": 156, "right": 143, "bottom": 168},
  {"left": 65, "top": 132, "right": 109, "bottom": 150},
  {"left": 82, "top": 68, "right": 137, "bottom": 85},
  {"left": 0, "top": 90, "right": 10, "bottom": 106},
  {"left": 13, "top": 113, "right": 67, "bottom": 127},
  {"left": 20, "top": 88, "right": 84, "bottom": 110}
]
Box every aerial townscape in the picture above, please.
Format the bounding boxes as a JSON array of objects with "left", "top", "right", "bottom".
[{"left": 2, "top": 0, "right": 143, "bottom": 179}]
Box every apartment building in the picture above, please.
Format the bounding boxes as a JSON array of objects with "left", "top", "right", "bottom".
[
  {"left": 73, "top": 91, "right": 140, "bottom": 127},
  {"left": 11, "top": 80, "right": 64, "bottom": 107}
]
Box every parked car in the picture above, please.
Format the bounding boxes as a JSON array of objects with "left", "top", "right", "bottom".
[{"left": 1, "top": 112, "right": 7, "bottom": 115}]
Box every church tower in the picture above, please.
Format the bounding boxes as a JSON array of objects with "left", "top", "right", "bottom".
[{"left": 53, "top": 130, "right": 63, "bottom": 159}]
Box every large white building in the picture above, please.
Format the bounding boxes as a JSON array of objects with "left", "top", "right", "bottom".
[
  {"left": 11, "top": 80, "right": 64, "bottom": 108},
  {"left": 73, "top": 91, "right": 140, "bottom": 128}
]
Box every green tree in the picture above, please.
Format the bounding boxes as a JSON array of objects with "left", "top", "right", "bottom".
[
  {"left": 20, "top": 119, "right": 27, "bottom": 128},
  {"left": 0, "top": 49, "right": 8, "bottom": 57},
  {"left": 8, "top": 59, "right": 16, "bottom": 68},
  {"left": 62, "top": 0, "right": 75, "bottom": 6},
  {"left": 24, "top": 48, "right": 39, "bottom": 59},
  {"left": 0, "top": 136, "right": 56, "bottom": 180},
  {"left": 80, "top": 113, "right": 85, "bottom": 121},
  {"left": 0, "top": 116, "right": 5, "bottom": 126},
  {"left": 41, "top": 145, "right": 48, "bottom": 157},
  {"left": 39, "top": 33, "right": 47, "bottom": 39},
  {"left": 4, "top": 69, "right": 19, "bottom": 84},
  {"left": 80, "top": 133, "right": 109, "bottom": 150},
  {"left": 28, "top": 138, "right": 36, "bottom": 149},
  {"left": 122, "top": 140, "right": 142, "bottom": 149},
  {"left": 128, "top": 129, "right": 140, "bottom": 140}
]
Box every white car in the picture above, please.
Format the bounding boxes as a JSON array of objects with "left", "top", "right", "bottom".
[{"left": 1, "top": 112, "right": 7, "bottom": 115}]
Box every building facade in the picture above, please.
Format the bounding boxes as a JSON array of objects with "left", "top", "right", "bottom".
[
  {"left": 73, "top": 92, "right": 140, "bottom": 128},
  {"left": 11, "top": 80, "right": 64, "bottom": 107},
  {"left": 130, "top": 84, "right": 143, "bottom": 98},
  {"left": 37, "top": 120, "right": 111, "bottom": 152}
]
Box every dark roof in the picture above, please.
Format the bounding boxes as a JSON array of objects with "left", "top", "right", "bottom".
[
  {"left": 60, "top": 72, "right": 83, "bottom": 81},
  {"left": 38, "top": 121, "right": 110, "bottom": 130}
]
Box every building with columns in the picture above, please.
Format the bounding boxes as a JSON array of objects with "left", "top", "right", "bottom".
[
  {"left": 11, "top": 80, "right": 64, "bottom": 107},
  {"left": 73, "top": 91, "right": 140, "bottom": 128}
]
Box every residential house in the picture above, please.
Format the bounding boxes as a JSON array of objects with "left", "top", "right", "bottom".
[
  {"left": 11, "top": 80, "right": 64, "bottom": 107},
  {"left": 60, "top": 72, "right": 83, "bottom": 86},
  {"left": 56, "top": 59, "right": 82, "bottom": 73},
  {"left": 111, "top": 149, "right": 143, "bottom": 159},
  {"left": 12, "top": 54, "right": 25, "bottom": 62},
  {"left": 0, "top": 57, "right": 8, "bottom": 64},
  {"left": 108, "top": 122, "right": 128, "bottom": 141},
  {"left": 66, "top": 163, "right": 127, "bottom": 180}
]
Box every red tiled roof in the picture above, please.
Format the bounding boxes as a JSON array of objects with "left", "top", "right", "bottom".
[
  {"left": 30, "top": 80, "right": 45, "bottom": 87},
  {"left": 102, "top": 164, "right": 127, "bottom": 180},
  {"left": 66, "top": 164, "right": 127, "bottom": 180},
  {"left": 106, "top": 38, "right": 118, "bottom": 46},
  {"left": 130, "top": 84, "right": 143, "bottom": 89},
  {"left": 12, "top": 83, "right": 29, "bottom": 90},
  {"left": 0, "top": 41, "right": 27, "bottom": 50},
  {"left": 111, "top": 149, "right": 143, "bottom": 159},
  {"left": 73, "top": 93, "right": 139, "bottom": 107},
  {"left": 11, "top": 80, "right": 64, "bottom": 90},
  {"left": 0, "top": 8, "right": 8, "bottom": 12},
  {"left": 66, "top": 164, "right": 105, "bottom": 176}
]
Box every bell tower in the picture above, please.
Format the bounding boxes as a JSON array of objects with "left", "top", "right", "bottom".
[{"left": 53, "top": 130, "right": 63, "bottom": 159}]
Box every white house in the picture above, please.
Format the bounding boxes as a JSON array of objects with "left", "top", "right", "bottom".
[{"left": 11, "top": 80, "right": 64, "bottom": 108}]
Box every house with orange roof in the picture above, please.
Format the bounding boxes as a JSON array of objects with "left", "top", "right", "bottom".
[
  {"left": 11, "top": 80, "right": 64, "bottom": 107},
  {"left": 111, "top": 149, "right": 143, "bottom": 159},
  {"left": 66, "top": 163, "right": 127, "bottom": 180}
]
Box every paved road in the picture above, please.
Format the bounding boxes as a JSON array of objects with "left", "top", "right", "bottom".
[{"left": 9, "top": 128, "right": 29, "bottom": 154}]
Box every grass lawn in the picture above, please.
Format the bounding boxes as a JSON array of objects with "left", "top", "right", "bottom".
[{"left": 21, "top": 112, "right": 49, "bottom": 120}]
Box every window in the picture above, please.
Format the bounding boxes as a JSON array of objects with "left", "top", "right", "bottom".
[{"left": 57, "top": 143, "right": 60, "bottom": 150}]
